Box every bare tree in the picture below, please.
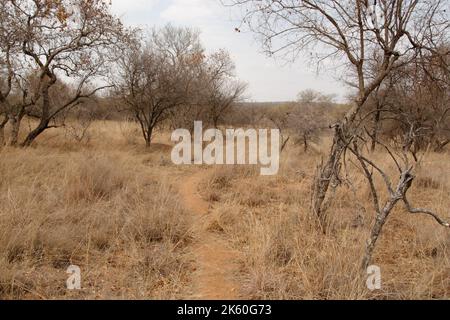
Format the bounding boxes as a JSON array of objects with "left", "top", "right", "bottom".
[
  {"left": 260, "top": 100, "right": 331, "bottom": 156},
  {"left": 203, "top": 49, "right": 247, "bottom": 128},
  {"left": 338, "top": 50, "right": 450, "bottom": 267},
  {"left": 297, "top": 89, "right": 336, "bottom": 106},
  {"left": 64, "top": 101, "right": 97, "bottom": 144},
  {"left": 1, "top": 0, "right": 123, "bottom": 147},
  {"left": 115, "top": 25, "right": 204, "bottom": 147},
  {"left": 388, "top": 49, "right": 449, "bottom": 153},
  {"left": 0, "top": 0, "right": 20, "bottom": 145},
  {"left": 346, "top": 124, "right": 450, "bottom": 269},
  {"left": 291, "top": 104, "right": 328, "bottom": 152},
  {"left": 263, "top": 106, "right": 291, "bottom": 153},
  {"left": 225, "top": 0, "right": 449, "bottom": 226}
]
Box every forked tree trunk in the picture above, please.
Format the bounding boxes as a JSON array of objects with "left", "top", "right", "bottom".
[
  {"left": 312, "top": 103, "right": 360, "bottom": 225},
  {"left": 21, "top": 86, "right": 51, "bottom": 147}
]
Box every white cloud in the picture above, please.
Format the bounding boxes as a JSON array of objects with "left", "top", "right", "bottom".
[
  {"left": 160, "top": 0, "right": 216, "bottom": 22},
  {"left": 111, "top": 0, "right": 159, "bottom": 14},
  {"left": 110, "top": 0, "right": 161, "bottom": 26}
]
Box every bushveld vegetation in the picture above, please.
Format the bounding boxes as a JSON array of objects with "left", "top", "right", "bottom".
[{"left": 0, "top": 0, "right": 448, "bottom": 300}]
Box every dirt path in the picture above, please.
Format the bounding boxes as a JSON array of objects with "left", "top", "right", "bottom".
[{"left": 179, "top": 170, "right": 241, "bottom": 300}]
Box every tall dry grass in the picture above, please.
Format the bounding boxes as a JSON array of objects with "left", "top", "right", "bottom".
[
  {"left": 201, "top": 143, "right": 449, "bottom": 300},
  {"left": 0, "top": 120, "right": 448, "bottom": 300},
  {"left": 0, "top": 121, "right": 191, "bottom": 299}
]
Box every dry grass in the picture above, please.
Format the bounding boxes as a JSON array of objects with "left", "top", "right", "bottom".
[
  {"left": 0, "top": 120, "right": 448, "bottom": 300},
  {"left": 0, "top": 121, "right": 192, "bottom": 299},
  {"left": 201, "top": 142, "right": 450, "bottom": 300}
]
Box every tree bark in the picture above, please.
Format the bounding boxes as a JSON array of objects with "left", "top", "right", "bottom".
[
  {"left": 0, "top": 116, "right": 7, "bottom": 146},
  {"left": 144, "top": 125, "right": 153, "bottom": 148},
  {"left": 21, "top": 84, "right": 51, "bottom": 147},
  {"left": 361, "top": 198, "right": 396, "bottom": 270},
  {"left": 370, "top": 107, "right": 382, "bottom": 152},
  {"left": 312, "top": 103, "right": 360, "bottom": 223},
  {"left": 312, "top": 137, "right": 342, "bottom": 228},
  {"left": 8, "top": 114, "right": 22, "bottom": 146},
  {"left": 21, "top": 120, "right": 49, "bottom": 147},
  {"left": 361, "top": 171, "right": 414, "bottom": 270}
]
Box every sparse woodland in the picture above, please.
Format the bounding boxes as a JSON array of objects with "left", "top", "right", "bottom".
[{"left": 0, "top": 0, "right": 448, "bottom": 300}]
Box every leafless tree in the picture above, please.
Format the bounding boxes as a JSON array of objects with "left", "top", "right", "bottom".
[
  {"left": 263, "top": 107, "right": 291, "bottom": 153},
  {"left": 0, "top": 0, "right": 20, "bottom": 145},
  {"left": 336, "top": 48, "right": 450, "bottom": 266},
  {"left": 356, "top": 43, "right": 449, "bottom": 154},
  {"left": 64, "top": 101, "right": 97, "bottom": 144},
  {"left": 297, "top": 89, "right": 336, "bottom": 106},
  {"left": 264, "top": 101, "right": 329, "bottom": 153},
  {"left": 381, "top": 49, "right": 449, "bottom": 153},
  {"left": 291, "top": 104, "right": 329, "bottom": 152},
  {"left": 203, "top": 49, "right": 248, "bottom": 128},
  {"left": 225, "top": 0, "right": 449, "bottom": 226},
  {"left": 346, "top": 122, "right": 450, "bottom": 269},
  {"left": 115, "top": 25, "right": 204, "bottom": 146},
  {"left": 0, "top": 0, "right": 123, "bottom": 147}
]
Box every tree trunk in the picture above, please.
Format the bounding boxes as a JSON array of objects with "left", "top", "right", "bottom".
[
  {"left": 0, "top": 116, "right": 7, "bottom": 146},
  {"left": 312, "top": 103, "right": 360, "bottom": 224},
  {"left": 145, "top": 125, "right": 153, "bottom": 148},
  {"left": 8, "top": 115, "right": 22, "bottom": 146},
  {"left": 370, "top": 107, "right": 382, "bottom": 152},
  {"left": 21, "top": 120, "right": 49, "bottom": 147},
  {"left": 361, "top": 171, "right": 414, "bottom": 270},
  {"left": 21, "top": 84, "right": 51, "bottom": 147},
  {"left": 361, "top": 199, "right": 396, "bottom": 270},
  {"left": 312, "top": 136, "right": 343, "bottom": 228}
]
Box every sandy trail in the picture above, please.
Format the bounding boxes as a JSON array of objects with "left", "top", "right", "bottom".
[{"left": 179, "top": 170, "right": 240, "bottom": 300}]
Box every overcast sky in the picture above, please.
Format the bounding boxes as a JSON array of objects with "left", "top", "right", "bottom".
[{"left": 110, "top": 0, "right": 348, "bottom": 102}]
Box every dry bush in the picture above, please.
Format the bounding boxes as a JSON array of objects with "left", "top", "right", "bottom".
[
  {"left": 0, "top": 143, "right": 192, "bottom": 299},
  {"left": 65, "top": 155, "right": 126, "bottom": 202}
]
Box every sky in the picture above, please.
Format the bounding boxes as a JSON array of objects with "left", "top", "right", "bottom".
[{"left": 110, "top": 0, "right": 348, "bottom": 103}]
